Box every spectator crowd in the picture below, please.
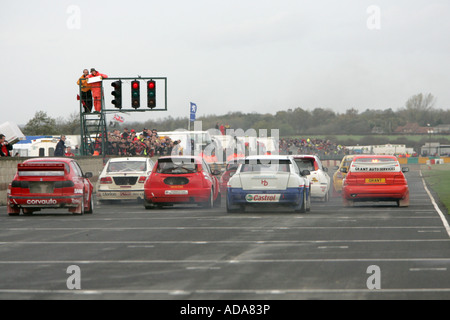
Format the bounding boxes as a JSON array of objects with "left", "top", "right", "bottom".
[
  {"left": 90, "top": 128, "right": 183, "bottom": 157},
  {"left": 279, "top": 137, "right": 346, "bottom": 157},
  {"left": 87, "top": 127, "right": 347, "bottom": 159}
]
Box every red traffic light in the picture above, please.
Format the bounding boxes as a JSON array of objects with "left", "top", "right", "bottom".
[
  {"left": 148, "top": 82, "right": 155, "bottom": 89},
  {"left": 132, "top": 82, "right": 140, "bottom": 90}
]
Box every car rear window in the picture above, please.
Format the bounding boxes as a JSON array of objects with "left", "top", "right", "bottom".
[
  {"left": 107, "top": 161, "right": 147, "bottom": 173},
  {"left": 156, "top": 158, "right": 198, "bottom": 174},
  {"left": 241, "top": 159, "right": 291, "bottom": 173},
  {"left": 350, "top": 157, "right": 400, "bottom": 172},
  {"left": 294, "top": 159, "right": 316, "bottom": 171}
]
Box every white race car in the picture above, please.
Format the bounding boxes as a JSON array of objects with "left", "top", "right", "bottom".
[
  {"left": 96, "top": 157, "right": 155, "bottom": 203},
  {"left": 292, "top": 155, "right": 331, "bottom": 202},
  {"left": 226, "top": 155, "right": 311, "bottom": 213}
]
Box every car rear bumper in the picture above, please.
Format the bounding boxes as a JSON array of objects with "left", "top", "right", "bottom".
[
  {"left": 227, "top": 188, "right": 304, "bottom": 206},
  {"left": 97, "top": 189, "right": 144, "bottom": 200},
  {"left": 310, "top": 184, "right": 329, "bottom": 198},
  {"left": 342, "top": 185, "right": 409, "bottom": 201},
  {"left": 144, "top": 187, "right": 212, "bottom": 204},
  {"left": 7, "top": 195, "right": 83, "bottom": 208}
]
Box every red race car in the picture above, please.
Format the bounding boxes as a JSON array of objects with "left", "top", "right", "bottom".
[
  {"left": 143, "top": 156, "right": 221, "bottom": 209},
  {"left": 219, "top": 158, "right": 244, "bottom": 196},
  {"left": 342, "top": 155, "right": 409, "bottom": 207},
  {"left": 7, "top": 158, "right": 94, "bottom": 216}
]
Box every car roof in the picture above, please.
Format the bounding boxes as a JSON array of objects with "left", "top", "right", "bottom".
[
  {"left": 352, "top": 155, "right": 398, "bottom": 161},
  {"left": 291, "top": 155, "right": 318, "bottom": 160},
  {"left": 245, "top": 155, "right": 293, "bottom": 160},
  {"left": 158, "top": 155, "right": 203, "bottom": 162},
  {"left": 107, "top": 157, "right": 149, "bottom": 163}
]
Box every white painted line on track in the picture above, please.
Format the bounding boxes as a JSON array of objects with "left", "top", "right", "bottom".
[
  {"left": 2, "top": 226, "right": 444, "bottom": 231},
  {"left": 0, "top": 258, "right": 450, "bottom": 264},
  {"left": 0, "top": 239, "right": 449, "bottom": 245},
  {"left": 409, "top": 268, "right": 447, "bottom": 272},
  {"left": 420, "top": 171, "right": 450, "bottom": 238},
  {"left": 0, "top": 288, "right": 450, "bottom": 295}
]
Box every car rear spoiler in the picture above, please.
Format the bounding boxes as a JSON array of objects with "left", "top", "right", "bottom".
[{"left": 17, "top": 163, "right": 66, "bottom": 176}]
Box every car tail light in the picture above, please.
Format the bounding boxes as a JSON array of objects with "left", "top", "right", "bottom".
[
  {"left": 343, "top": 174, "right": 357, "bottom": 185},
  {"left": 100, "top": 177, "right": 113, "bottom": 184},
  {"left": 138, "top": 176, "right": 147, "bottom": 183},
  {"left": 393, "top": 175, "right": 406, "bottom": 185}
]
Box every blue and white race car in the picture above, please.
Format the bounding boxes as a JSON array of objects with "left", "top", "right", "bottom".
[{"left": 226, "top": 155, "right": 311, "bottom": 213}]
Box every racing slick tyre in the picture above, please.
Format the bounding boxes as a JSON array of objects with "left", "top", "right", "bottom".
[
  {"left": 22, "top": 208, "right": 34, "bottom": 216},
  {"left": 8, "top": 206, "right": 20, "bottom": 216},
  {"left": 214, "top": 192, "right": 222, "bottom": 208},
  {"left": 71, "top": 195, "right": 85, "bottom": 215},
  {"left": 143, "top": 196, "right": 155, "bottom": 210},
  {"left": 323, "top": 188, "right": 330, "bottom": 202},
  {"left": 201, "top": 189, "right": 214, "bottom": 209},
  {"left": 397, "top": 198, "right": 410, "bottom": 207},
  {"left": 226, "top": 197, "right": 241, "bottom": 213},
  {"left": 343, "top": 198, "right": 354, "bottom": 207},
  {"left": 294, "top": 190, "right": 307, "bottom": 213},
  {"left": 85, "top": 195, "right": 94, "bottom": 214}
]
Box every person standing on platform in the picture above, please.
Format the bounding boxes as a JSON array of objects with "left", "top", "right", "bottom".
[
  {"left": 77, "top": 69, "right": 93, "bottom": 113},
  {"left": 87, "top": 68, "right": 108, "bottom": 113}
]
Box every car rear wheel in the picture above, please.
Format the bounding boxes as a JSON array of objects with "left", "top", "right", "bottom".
[
  {"left": 72, "top": 196, "right": 85, "bottom": 215},
  {"left": 343, "top": 198, "right": 354, "bottom": 207},
  {"left": 85, "top": 195, "right": 94, "bottom": 214},
  {"left": 295, "top": 190, "right": 307, "bottom": 213},
  {"left": 23, "top": 208, "right": 34, "bottom": 216},
  {"left": 202, "top": 189, "right": 214, "bottom": 209},
  {"left": 143, "top": 196, "right": 155, "bottom": 210},
  {"left": 226, "top": 197, "right": 241, "bottom": 213}
]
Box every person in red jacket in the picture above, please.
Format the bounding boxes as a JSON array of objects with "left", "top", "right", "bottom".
[
  {"left": 87, "top": 68, "right": 108, "bottom": 113},
  {"left": 0, "top": 134, "right": 13, "bottom": 157}
]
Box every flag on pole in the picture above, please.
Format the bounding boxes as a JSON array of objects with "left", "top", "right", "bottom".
[
  {"left": 190, "top": 102, "right": 197, "bottom": 122},
  {"left": 113, "top": 114, "right": 124, "bottom": 123}
]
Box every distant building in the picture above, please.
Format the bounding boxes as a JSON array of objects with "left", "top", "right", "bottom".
[
  {"left": 394, "top": 123, "right": 429, "bottom": 134},
  {"left": 421, "top": 142, "right": 450, "bottom": 156},
  {"left": 433, "top": 124, "right": 450, "bottom": 134},
  {"left": 371, "top": 126, "right": 385, "bottom": 134}
]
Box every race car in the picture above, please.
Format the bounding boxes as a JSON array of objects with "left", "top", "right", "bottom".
[
  {"left": 143, "top": 156, "right": 221, "bottom": 209},
  {"left": 96, "top": 157, "right": 155, "bottom": 203},
  {"left": 219, "top": 158, "right": 244, "bottom": 196},
  {"left": 7, "top": 158, "right": 94, "bottom": 215},
  {"left": 226, "top": 155, "right": 311, "bottom": 213},
  {"left": 341, "top": 155, "right": 409, "bottom": 207},
  {"left": 292, "top": 155, "right": 331, "bottom": 202},
  {"left": 332, "top": 155, "right": 355, "bottom": 197}
]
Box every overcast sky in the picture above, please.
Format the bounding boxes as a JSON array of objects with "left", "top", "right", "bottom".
[{"left": 1, "top": 0, "right": 450, "bottom": 127}]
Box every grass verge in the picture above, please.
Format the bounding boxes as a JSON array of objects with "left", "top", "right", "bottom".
[{"left": 421, "top": 164, "right": 450, "bottom": 213}]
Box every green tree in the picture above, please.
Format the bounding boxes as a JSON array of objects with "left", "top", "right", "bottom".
[{"left": 22, "top": 111, "right": 58, "bottom": 135}]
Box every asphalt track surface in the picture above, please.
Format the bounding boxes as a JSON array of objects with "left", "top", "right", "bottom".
[{"left": 0, "top": 165, "right": 449, "bottom": 300}]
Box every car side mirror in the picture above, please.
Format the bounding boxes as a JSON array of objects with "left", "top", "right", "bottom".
[
  {"left": 301, "top": 170, "right": 310, "bottom": 176},
  {"left": 323, "top": 167, "right": 328, "bottom": 172},
  {"left": 84, "top": 172, "right": 93, "bottom": 178},
  {"left": 340, "top": 168, "right": 348, "bottom": 174},
  {"left": 402, "top": 167, "right": 409, "bottom": 173}
]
